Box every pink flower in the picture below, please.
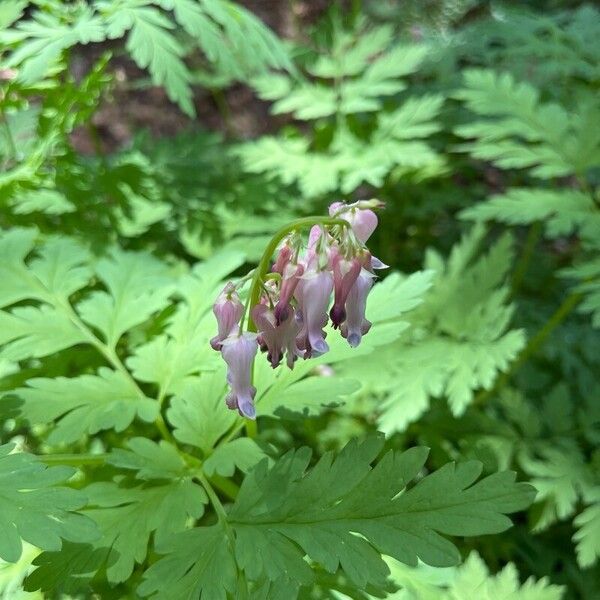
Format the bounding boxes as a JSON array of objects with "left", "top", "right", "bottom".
[
  {"left": 295, "top": 269, "right": 333, "bottom": 357},
  {"left": 221, "top": 333, "right": 258, "bottom": 418},
  {"left": 210, "top": 282, "right": 243, "bottom": 350},
  {"left": 329, "top": 202, "right": 379, "bottom": 243},
  {"left": 330, "top": 251, "right": 362, "bottom": 328},
  {"left": 340, "top": 271, "right": 374, "bottom": 347},
  {"left": 252, "top": 304, "right": 301, "bottom": 369},
  {"left": 272, "top": 242, "right": 293, "bottom": 275},
  {"left": 274, "top": 262, "right": 304, "bottom": 325}
]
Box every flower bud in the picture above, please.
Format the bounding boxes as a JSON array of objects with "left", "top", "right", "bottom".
[
  {"left": 340, "top": 271, "right": 374, "bottom": 347},
  {"left": 221, "top": 333, "right": 258, "bottom": 418},
  {"left": 210, "top": 282, "right": 243, "bottom": 351},
  {"left": 274, "top": 262, "right": 304, "bottom": 325},
  {"left": 330, "top": 252, "right": 361, "bottom": 329},
  {"left": 272, "top": 242, "right": 293, "bottom": 275},
  {"left": 329, "top": 201, "right": 381, "bottom": 243}
]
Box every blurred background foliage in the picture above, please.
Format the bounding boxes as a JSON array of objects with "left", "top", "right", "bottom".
[{"left": 1, "top": 0, "right": 599, "bottom": 598}]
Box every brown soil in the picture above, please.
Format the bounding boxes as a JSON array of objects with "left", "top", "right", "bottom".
[{"left": 70, "top": 1, "right": 337, "bottom": 155}]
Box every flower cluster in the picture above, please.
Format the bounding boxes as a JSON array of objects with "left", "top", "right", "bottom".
[{"left": 210, "top": 200, "right": 386, "bottom": 418}]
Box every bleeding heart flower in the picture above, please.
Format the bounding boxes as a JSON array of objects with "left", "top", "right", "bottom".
[
  {"left": 329, "top": 201, "right": 379, "bottom": 243},
  {"left": 274, "top": 261, "right": 304, "bottom": 325},
  {"left": 330, "top": 251, "right": 362, "bottom": 329},
  {"left": 295, "top": 269, "right": 333, "bottom": 357},
  {"left": 340, "top": 270, "right": 374, "bottom": 347},
  {"left": 221, "top": 333, "right": 259, "bottom": 418},
  {"left": 252, "top": 304, "right": 301, "bottom": 369},
  {"left": 210, "top": 282, "right": 243, "bottom": 350}
]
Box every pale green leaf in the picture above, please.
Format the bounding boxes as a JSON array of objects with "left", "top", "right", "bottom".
[
  {"left": 77, "top": 249, "right": 173, "bottom": 347},
  {"left": 14, "top": 368, "right": 158, "bottom": 445},
  {"left": 0, "top": 444, "right": 98, "bottom": 563}
]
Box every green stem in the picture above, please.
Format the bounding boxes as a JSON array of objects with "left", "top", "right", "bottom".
[
  {"left": 513, "top": 292, "right": 582, "bottom": 370},
  {"left": 40, "top": 450, "right": 239, "bottom": 500},
  {"left": 511, "top": 222, "right": 542, "bottom": 297},
  {"left": 474, "top": 291, "right": 582, "bottom": 405},
  {"left": 244, "top": 216, "right": 350, "bottom": 332},
  {"left": 210, "top": 474, "right": 240, "bottom": 500},
  {"left": 211, "top": 88, "right": 233, "bottom": 136},
  {"left": 1, "top": 110, "right": 18, "bottom": 162},
  {"left": 39, "top": 453, "right": 108, "bottom": 467},
  {"left": 245, "top": 418, "right": 257, "bottom": 439},
  {"left": 195, "top": 470, "right": 229, "bottom": 523},
  {"left": 87, "top": 122, "right": 105, "bottom": 160}
]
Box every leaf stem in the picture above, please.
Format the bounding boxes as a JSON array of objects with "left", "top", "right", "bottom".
[
  {"left": 511, "top": 222, "right": 542, "bottom": 297},
  {"left": 39, "top": 453, "right": 108, "bottom": 466},
  {"left": 0, "top": 108, "right": 18, "bottom": 163},
  {"left": 195, "top": 470, "right": 229, "bottom": 523},
  {"left": 474, "top": 291, "right": 582, "bottom": 405}
]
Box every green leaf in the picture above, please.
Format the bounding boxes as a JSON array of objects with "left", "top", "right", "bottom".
[
  {"left": 147, "top": 435, "right": 533, "bottom": 593},
  {"left": 257, "top": 373, "right": 360, "bottom": 418},
  {"left": 461, "top": 188, "right": 600, "bottom": 245},
  {"left": 33, "top": 476, "right": 208, "bottom": 587},
  {"left": 0, "top": 444, "right": 98, "bottom": 563},
  {"left": 24, "top": 541, "right": 111, "bottom": 595},
  {"left": 10, "top": 189, "right": 75, "bottom": 215},
  {"left": 103, "top": 4, "right": 193, "bottom": 116},
  {"left": 0, "top": 304, "right": 87, "bottom": 361},
  {"left": 84, "top": 478, "right": 207, "bottom": 583},
  {"left": 0, "top": 231, "right": 92, "bottom": 308},
  {"left": 520, "top": 445, "right": 593, "bottom": 531},
  {"left": 14, "top": 368, "right": 158, "bottom": 445},
  {"left": 108, "top": 438, "right": 187, "bottom": 480},
  {"left": 562, "top": 258, "right": 600, "bottom": 328},
  {"left": 573, "top": 488, "right": 600, "bottom": 568},
  {"left": 77, "top": 249, "right": 173, "bottom": 348},
  {"left": 114, "top": 186, "right": 172, "bottom": 237},
  {"left": 237, "top": 99, "right": 443, "bottom": 197},
  {"left": 387, "top": 550, "right": 564, "bottom": 599},
  {"left": 377, "top": 331, "right": 526, "bottom": 433},
  {"left": 138, "top": 523, "right": 237, "bottom": 599},
  {"left": 454, "top": 69, "right": 600, "bottom": 177},
  {"left": 2, "top": 5, "right": 105, "bottom": 83},
  {"left": 203, "top": 437, "right": 267, "bottom": 477},
  {"left": 167, "top": 374, "right": 236, "bottom": 455},
  {"left": 0, "top": 1, "right": 26, "bottom": 29},
  {"left": 28, "top": 237, "right": 92, "bottom": 301},
  {"left": 337, "top": 227, "right": 525, "bottom": 433},
  {"left": 0, "top": 228, "right": 39, "bottom": 308}
]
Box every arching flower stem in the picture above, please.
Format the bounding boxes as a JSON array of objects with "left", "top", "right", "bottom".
[{"left": 241, "top": 217, "right": 351, "bottom": 333}]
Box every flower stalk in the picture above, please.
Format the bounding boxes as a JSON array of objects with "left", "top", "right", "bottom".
[{"left": 210, "top": 201, "right": 386, "bottom": 419}]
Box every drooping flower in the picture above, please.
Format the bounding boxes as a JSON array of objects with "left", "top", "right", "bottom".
[
  {"left": 329, "top": 201, "right": 381, "bottom": 243},
  {"left": 252, "top": 304, "right": 301, "bottom": 369},
  {"left": 210, "top": 198, "right": 386, "bottom": 418},
  {"left": 221, "top": 333, "right": 258, "bottom": 418},
  {"left": 272, "top": 242, "right": 293, "bottom": 275},
  {"left": 340, "top": 270, "right": 374, "bottom": 347},
  {"left": 295, "top": 269, "right": 333, "bottom": 357},
  {"left": 274, "top": 261, "right": 304, "bottom": 325},
  {"left": 210, "top": 282, "right": 243, "bottom": 350},
  {"left": 329, "top": 250, "right": 362, "bottom": 329}
]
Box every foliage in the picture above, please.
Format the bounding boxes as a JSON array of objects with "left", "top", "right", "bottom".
[
  {"left": 0, "top": 0, "right": 290, "bottom": 115},
  {"left": 336, "top": 225, "right": 525, "bottom": 434},
  {"left": 237, "top": 18, "right": 445, "bottom": 198},
  {"left": 1, "top": 1, "right": 600, "bottom": 598},
  {"left": 386, "top": 550, "right": 564, "bottom": 599},
  {"left": 140, "top": 435, "right": 533, "bottom": 597}
]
